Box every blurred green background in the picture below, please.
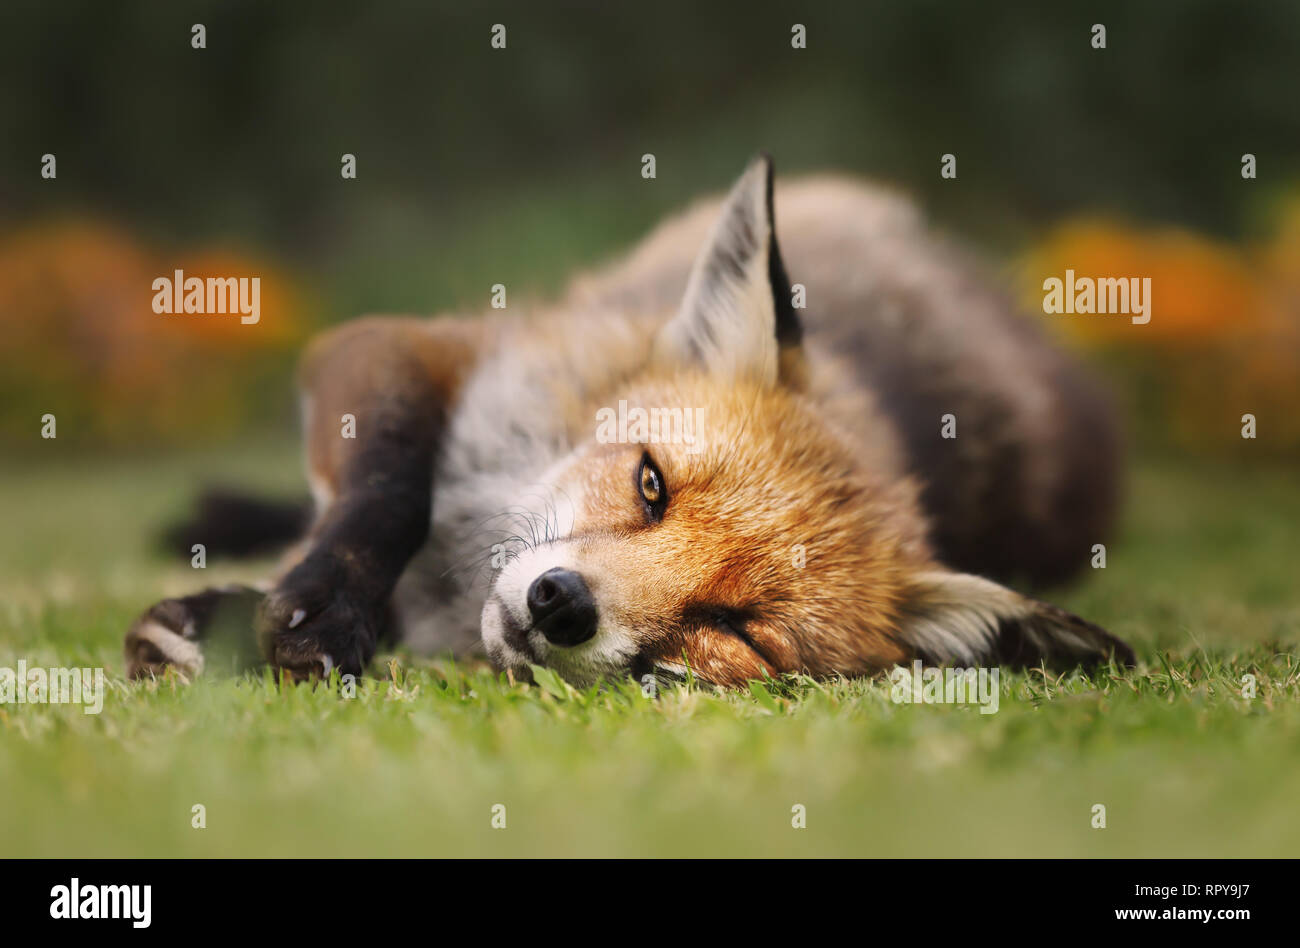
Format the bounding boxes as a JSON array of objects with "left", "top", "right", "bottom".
[{"left": 2, "top": 0, "right": 1299, "bottom": 454}]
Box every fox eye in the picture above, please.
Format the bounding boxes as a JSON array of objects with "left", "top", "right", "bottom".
[{"left": 637, "top": 452, "right": 668, "bottom": 522}]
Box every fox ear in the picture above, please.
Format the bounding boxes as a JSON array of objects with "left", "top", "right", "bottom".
[
  {"left": 653, "top": 154, "right": 802, "bottom": 385},
  {"left": 895, "top": 571, "right": 1136, "bottom": 670}
]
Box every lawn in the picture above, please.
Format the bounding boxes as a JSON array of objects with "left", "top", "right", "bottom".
[{"left": 1, "top": 441, "right": 1297, "bottom": 857}]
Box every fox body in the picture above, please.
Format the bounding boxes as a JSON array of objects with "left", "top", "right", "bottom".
[{"left": 127, "top": 158, "right": 1132, "bottom": 688}]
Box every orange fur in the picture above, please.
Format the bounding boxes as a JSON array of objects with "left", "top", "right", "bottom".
[{"left": 554, "top": 375, "right": 922, "bottom": 681}]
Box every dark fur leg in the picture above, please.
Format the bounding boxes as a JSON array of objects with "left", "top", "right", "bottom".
[
  {"left": 253, "top": 317, "right": 481, "bottom": 680},
  {"left": 162, "top": 488, "right": 311, "bottom": 559},
  {"left": 254, "top": 406, "right": 436, "bottom": 680},
  {"left": 125, "top": 317, "right": 480, "bottom": 683}
]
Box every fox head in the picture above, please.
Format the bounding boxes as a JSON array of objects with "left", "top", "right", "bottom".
[{"left": 480, "top": 156, "right": 1133, "bottom": 688}]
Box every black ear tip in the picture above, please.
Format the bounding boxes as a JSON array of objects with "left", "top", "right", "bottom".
[{"left": 748, "top": 153, "right": 776, "bottom": 219}]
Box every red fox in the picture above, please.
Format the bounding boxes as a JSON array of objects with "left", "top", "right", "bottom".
[{"left": 126, "top": 156, "right": 1134, "bottom": 688}]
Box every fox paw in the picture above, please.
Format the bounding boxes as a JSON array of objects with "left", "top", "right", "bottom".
[
  {"left": 256, "top": 553, "right": 382, "bottom": 681},
  {"left": 125, "top": 600, "right": 207, "bottom": 681},
  {"left": 125, "top": 585, "right": 263, "bottom": 681}
]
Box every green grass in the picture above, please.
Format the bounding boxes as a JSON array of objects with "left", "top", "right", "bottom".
[{"left": 1, "top": 443, "right": 1298, "bottom": 857}]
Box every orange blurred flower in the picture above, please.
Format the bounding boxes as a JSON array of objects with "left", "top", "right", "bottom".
[
  {"left": 0, "top": 218, "right": 310, "bottom": 445},
  {"left": 1019, "top": 219, "right": 1261, "bottom": 346},
  {"left": 1019, "top": 208, "right": 1300, "bottom": 457}
]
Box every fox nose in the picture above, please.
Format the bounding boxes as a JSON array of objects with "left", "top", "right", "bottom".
[{"left": 526, "top": 568, "right": 598, "bottom": 646}]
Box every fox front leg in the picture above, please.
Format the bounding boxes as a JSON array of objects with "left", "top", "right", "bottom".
[{"left": 257, "top": 316, "right": 482, "bottom": 680}]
